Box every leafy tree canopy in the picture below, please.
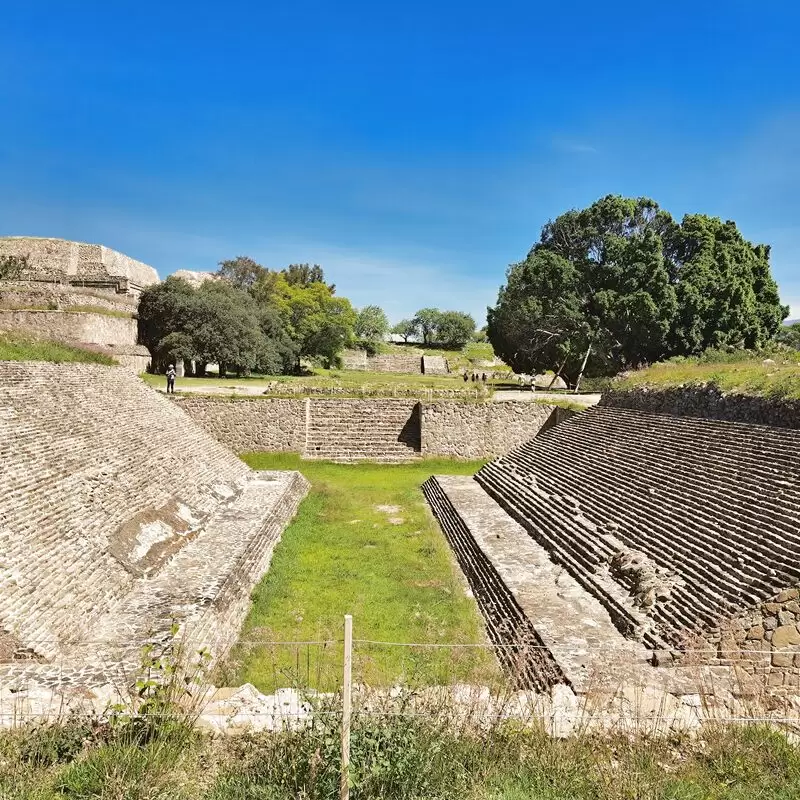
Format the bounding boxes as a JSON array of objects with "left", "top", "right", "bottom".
[
  {"left": 215, "top": 255, "right": 266, "bottom": 290},
  {"left": 355, "top": 305, "right": 390, "bottom": 344},
  {"left": 487, "top": 195, "right": 788, "bottom": 383},
  {"left": 413, "top": 308, "right": 442, "bottom": 345},
  {"left": 436, "top": 310, "right": 476, "bottom": 347},
  {"left": 776, "top": 322, "right": 800, "bottom": 351},
  {"left": 391, "top": 319, "right": 419, "bottom": 343}
]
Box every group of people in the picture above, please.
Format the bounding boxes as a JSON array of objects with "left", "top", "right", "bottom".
[{"left": 463, "top": 371, "right": 489, "bottom": 383}]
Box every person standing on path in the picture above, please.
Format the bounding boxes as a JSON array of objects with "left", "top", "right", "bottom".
[{"left": 166, "top": 364, "right": 176, "bottom": 394}]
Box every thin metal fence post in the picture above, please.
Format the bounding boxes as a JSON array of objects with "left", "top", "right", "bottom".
[{"left": 341, "top": 614, "right": 353, "bottom": 800}]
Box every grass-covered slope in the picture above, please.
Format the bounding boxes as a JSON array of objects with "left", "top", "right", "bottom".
[
  {"left": 609, "top": 349, "right": 800, "bottom": 399},
  {"left": 0, "top": 333, "right": 116, "bottom": 365},
  {"left": 226, "top": 454, "right": 498, "bottom": 691}
]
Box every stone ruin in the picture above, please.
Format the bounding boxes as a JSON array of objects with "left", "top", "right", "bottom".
[
  {"left": 0, "top": 237, "right": 158, "bottom": 371},
  {"left": 424, "top": 389, "right": 800, "bottom": 698},
  {"left": 0, "top": 361, "right": 308, "bottom": 690}
]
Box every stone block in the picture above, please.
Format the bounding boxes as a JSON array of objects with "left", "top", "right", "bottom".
[
  {"left": 777, "top": 589, "right": 799, "bottom": 603},
  {"left": 768, "top": 671, "right": 785, "bottom": 687},
  {"left": 772, "top": 651, "right": 794, "bottom": 668},
  {"left": 746, "top": 625, "right": 765, "bottom": 640},
  {"left": 778, "top": 611, "right": 797, "bottom": 626},
  {"left": 763, "top": 616, "right": 778, "bottom": 631},
  {"left": 771, "top": 625, "right": 800, "bottom": 649}
]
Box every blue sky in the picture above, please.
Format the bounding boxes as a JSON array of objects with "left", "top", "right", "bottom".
[{"left": 2, "top": 1, "right": 799, "bottom": 324}]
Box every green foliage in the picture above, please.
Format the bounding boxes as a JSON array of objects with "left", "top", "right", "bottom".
[
  {"left": 776, "top": 322, "right": 800, "bottom": 350},
  {"left": 608, "top": 346, "right": 800, "bottom": 399},
  {"left": 215, "top": 255, "right": 266, "bottom": 290},
  {"left": 229, "top": 454, "right": 495, "bottom": 691},
  {"left": 413, "top": 307, "right": 442, "bottom": 344},
  {"left": 272, "top": 277, "right": 357, "bottom": 368},
  {"left": 410, "top": 308, "right": 476, "bottom": 347},
  {"left": 391, "top": 318, "right": 419, "bottom": 343},
  {"left": 141, "top": 260, "right": 357, "bottom": 374},
  {"left": 0, "top": 253, "right": 27, "bottom": 280},
  {"left": 488, "top": 195, "right": 788, "bottom": 382},
  {"left": 355, "top": 304, "right": 390, "bottom": 352},
  {"left": 5, "top": 716, "right": 800, "bottom": 800},
  {"left": 0, "top": 333, "right": 117, "bottom": 364},
  {"left": 436, "top": 310, "right": 476, "bottom": 347}
]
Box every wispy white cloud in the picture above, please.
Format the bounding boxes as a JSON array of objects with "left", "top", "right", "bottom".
[{"left": 551, "top": 136, "right": 598, "bottom": 155}]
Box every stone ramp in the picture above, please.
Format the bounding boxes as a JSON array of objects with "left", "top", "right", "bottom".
[
  {"left": 475, "top": 405, "right": 800, "bottom": 647},
  {"left": 0, "top": 362, "right": 309, "bottom": 685},
  {"left": 425, "top": 475, "right": 676, "bottom": 693}
]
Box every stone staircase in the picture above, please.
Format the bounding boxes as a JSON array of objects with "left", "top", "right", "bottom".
[
  {"left": 475, "top": 406, "right": 800, "bottom": 647},
  {"left": 366, "top": 354, "right": 423, "bottom": 374},
  {"left": 303, "top": 399, "right": 422, "bottom": 462}
]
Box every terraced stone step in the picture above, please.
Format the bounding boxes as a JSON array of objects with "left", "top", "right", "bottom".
[
  {"left": 424, "top": 476, "right": 692, "bottom": 694},
  {"left": 475, "top": 405, "right": 800, "bottom": 646}
]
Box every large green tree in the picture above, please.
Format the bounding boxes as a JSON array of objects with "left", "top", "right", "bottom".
[
  {"left": 215, "top": 255, "right": 266, "bottom": 290},
  {"left": 488, "top": 195, "right": 788, "bottom": 383},
  {"left": 391, "top": 318, "right": 419, "bottom": 343},
  {"left": 412, "top": 308, "right": 442, "bottom": 344},
  {"left": 271, "top": 276, "right": 356, "bottom": 368},
  {"left": 436, "top": 310, "right": 476, "bottom": 347},
  {"left": 355, "top": 305, "right": 389, "bottom": 352}
]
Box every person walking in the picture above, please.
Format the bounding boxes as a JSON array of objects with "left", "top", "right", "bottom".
[{"left": 166, "top": 364, "right": 176, "bottom": 394}]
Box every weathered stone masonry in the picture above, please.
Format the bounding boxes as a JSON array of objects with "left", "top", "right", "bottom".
[
  {"left": 172, "top": 395, "right": 564, "bottom": 460},
  {"left": 0, "top": 310, "right": 137, "bottom": 348},
  {"left": 0, "top": 363, "right": 308, "bottom": 689},
  {"left": 0, "top": 237, "right": 158, "bottom": 295},
  {"left": 426, "top": 392, "right": 800, "bottom": 691}
]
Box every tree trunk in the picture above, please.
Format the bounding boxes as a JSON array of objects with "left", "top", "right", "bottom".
[
  {"left": 573, "top": 345, "right": 592, "bottom": 393},
  {"left": 548, "top": 353, "right": 570, "bottom": 390}
]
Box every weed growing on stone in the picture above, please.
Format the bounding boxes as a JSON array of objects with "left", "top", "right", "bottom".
[{"left": 0, "top": 333, "right": 117, "bottom": 365}]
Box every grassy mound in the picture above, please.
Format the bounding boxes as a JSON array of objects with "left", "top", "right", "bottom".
[
  {"left": 0, "top": 333, "right": 117, "bottom": 365},
  {"left": 608, "top": 348, "right": 800, "bottom": 399}
]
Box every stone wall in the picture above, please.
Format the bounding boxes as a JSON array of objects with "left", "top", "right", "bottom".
[
  {"left": 0, "top": 309, "right": 138, "bottom": 348},
  {"left": 340, "top": 349, "right": 368, "bottom": 370},
  {"left": 0, "top": 237, "right": 159, "bottom": 294},
  {"left": 173, "top": 395, "right": 563, "bottom": 460},
  {"left": 0, "top": 281, "right": 138, "bottom": 313},
  {"left": 683, "top": 587, "right": 800, "bottom": 691},
  {"left": 421, "top": 402, "right": 568, "bottom": 459},
  {"left": 602, "top": 387, "right": 800, "bottom": 430},
  {"left": 422, "top": 354, "right": 449, "bottom": 375},
  {"left": 366, "top": 354, "right": 423, "bottom": 373},
  {"left": 173, "top": 397, "right": 308, "bottom": 453}
]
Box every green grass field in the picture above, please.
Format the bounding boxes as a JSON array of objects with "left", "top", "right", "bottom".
[
  {"left": 0, "top": 333, "right": 116, "bottom": 365},
  {"left": 140, "top": 367, "right": 496, "bottom": 394},
  {"left": 225, "top": 454, "right": 499, "bottom": 691}
]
